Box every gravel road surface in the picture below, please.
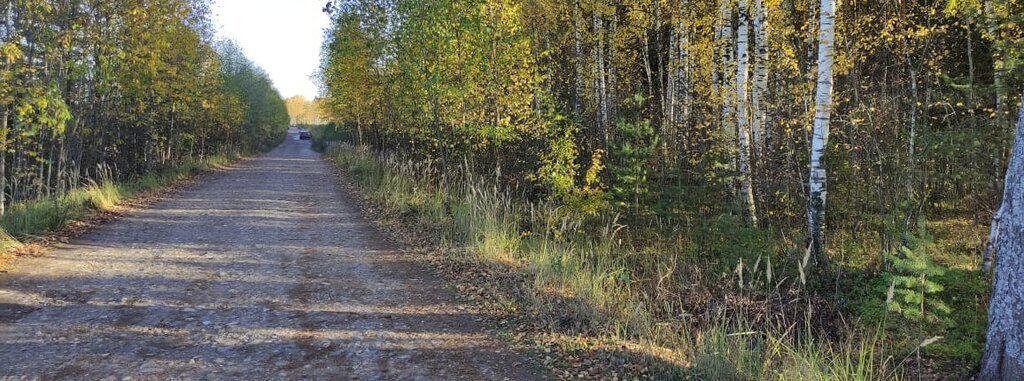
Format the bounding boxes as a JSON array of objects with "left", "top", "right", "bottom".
[{"left": 0, "top": 133, "right": 543, "bottom": 380}]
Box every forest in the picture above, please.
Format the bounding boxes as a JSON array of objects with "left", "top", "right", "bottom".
[
  {"left": 317, "top": 0, "right": 1024, "bottom": 379},
  {"left": 0, "top": 0, "right": 288, "bottom": 239},
  {"left": 285, "top": 95, "right": 326, "bottom": 126}
]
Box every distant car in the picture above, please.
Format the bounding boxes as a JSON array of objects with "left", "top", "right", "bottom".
[{"left": 299, "top": 131, "right": 312, "bottom": 140}]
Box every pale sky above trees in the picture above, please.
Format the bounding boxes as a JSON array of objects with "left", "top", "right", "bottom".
[{"left": 211, "top": 0, "right": 330, "bottom": 99}]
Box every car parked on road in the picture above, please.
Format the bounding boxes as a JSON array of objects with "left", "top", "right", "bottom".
[{"left": 299, "top": 131, "right": 312, "bottom": 140}]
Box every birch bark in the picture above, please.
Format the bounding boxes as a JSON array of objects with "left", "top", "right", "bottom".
[
  {"left": 736, "top": 0, "right": 757, "bottom": 225},
  {"left": 592, "top": 8, "right": 608, "bottom": 147},
  {"left": 752, "top": 0, "right": 768, "bottom": 150},
  {"left": 0, "top": 110, "right": 6, "bottom": 217},
  {"left": 983, "top": 1, "right": 1009, "bottom": 271},
  {"left": 675, "top": 12, "right": 691, "bottom": 156},
  {"left": 572, "top": 0, "right": 584, "bottom": 120},
  {"left": 807, "top": 0, "right": 837, "bottom": 266},
  {"left": 719, "top": 0, "right": 735, "bottom": 150}
]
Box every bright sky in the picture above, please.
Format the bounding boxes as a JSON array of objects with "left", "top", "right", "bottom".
[{"left": 211, "top": 0, "right": 331, "bottom": 99}]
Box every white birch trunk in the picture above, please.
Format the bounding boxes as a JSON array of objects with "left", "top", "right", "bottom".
[
  {"left": 736, "top": 0, "right": 757, "bottom": 225},
  {"left": 607, "top": 9, "right": 617, "bottom": 125},
  {"left": 719, "top": 0, "right": 735, "bottom": 149},
  {"left": 979, "top": 91, "right": 1024, "bottom": 381},
  {"left": 592, "top": 9, "right": 608, "bottom": 146},
  {"left": 752, "top": 0, "right": 768, "bottom": 150},
  {"left": 572, "top": 0, "right": 584, "bottom": 120},
  {"left": 669, "top": 11, "right": 690, "bottom": 160},
  {"left": 675, "top": 16, "right": 690, "bottom": 125},
  {"left": 661, "top": 4, "right": 672, "bottom": 131},
  {"left": 906, "top": 68, "right": 918, "bottom": 206},
  {"left": 978, "top": 0, "right": 1003, "bottom": 274},
  {"left": 0, "top": 110, "right": 6, "bottom": 217},
  {"left": 807, "top": 0, "right": 837, "bottom": 266},
  {"left": 985, "top": 1, "right": 1007, "bottom": 125},
  {"left": 712, "top": 2, "right": 723, "bottom": 114},
  {"left": 676, "top": 14, "right": 691, "bottom": 150},
  {"left": 985, "top": 0, "right": 1009, "bottom": 223},
  {"left": 657, "top": 3, "right": 672, "bottom": 173}
]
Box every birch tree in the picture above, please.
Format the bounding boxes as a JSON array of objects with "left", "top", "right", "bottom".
[
  {"left": 573, "top": 0, "right": 584, "bottom": 120},
  {"left": 0, "top": 0, "right": 286, "bottom": 216},
  {"left": 736, "top": 0, "right": 757, "bottom": 225},
  {"left": 718, "top": 0, "right": 735, "bottom": 149},
  {"left": 668, "top": 6, "right": 690, "bottom": 162},
  {"left": 593, "top": 4, "right": 609, "bottom": 147},
  {"left": 807, "top": 0, "right": 837, "bottom": 266},
  {"left": 751, "top": 0, "right": 768, "bottom": 150},
  {"left": 979, "top": 90, "right": 1024, "bottom": 381}
]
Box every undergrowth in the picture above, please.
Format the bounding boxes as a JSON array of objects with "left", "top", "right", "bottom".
[{"left": 327, "top": 143, "right": 933, "bottom": 380}]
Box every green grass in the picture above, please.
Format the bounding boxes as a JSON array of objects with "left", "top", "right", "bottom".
[
  {"left": 843, "top": 217, "right": 990, "bottom": 375},
  {"left": 327, "top": 143, "right": 921, "bottom": 380},
  {"left": 0, "top": 154, "right": 236, "bottom": 248}
]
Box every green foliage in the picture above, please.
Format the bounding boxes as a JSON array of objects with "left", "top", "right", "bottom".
[
  {"left": 310, "top": 122, "right": 353, "bottom": 152},
  {"left": 217, "top": 41, "right": 290, "bottom": 152},
  {"left": 882, "top": 223, "right": 952, "bottom": 323},
  {"left": 329, "top": 144, "right": 905, "bottom": 380},
  {"left": 0, "top": 0, "right": 284, "bottom": 215},
  {"left": 13, "top": 85, "right": 70, "bottom": 136},
  {"left": 609, "top": 116, "right": 658, "bottom": 216},
  {"left": 316, "top": 0, "right": 1020, "bottom": 375},
  {"left": 535, "top": 115, "right": 609, "bottom": 218},
  {"left": 536, "top": 119, "right": 581, "bottom": 200}
]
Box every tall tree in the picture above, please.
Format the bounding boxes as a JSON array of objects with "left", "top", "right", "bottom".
[
  {"left": 807, "top": 0, "right": 837, "bottom": 266},
  {"left": 751, "top": 0, "right": 767, "bottom": 150},
  {"left": 0, "top": 0, "right": 287, "bottom": 217},
  {"left": 979, "top": 89, "right": 1024, "bottom": 381},
  {"left": 718, "top": 0, "right": 735, "bottom": 152},
  {"left": 736, "top": 0, "right": 757, "bottom": 225}
]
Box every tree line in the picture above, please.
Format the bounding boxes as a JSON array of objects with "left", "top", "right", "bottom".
[
  {"left": 0, "top": 0, "right": 288, "bottom": 217},
  {"left": 319, "top": 0, "right": 1024, "bottom": 377},
  {"left": 284, "top": 95, "right": 325, "bottom": 126}
]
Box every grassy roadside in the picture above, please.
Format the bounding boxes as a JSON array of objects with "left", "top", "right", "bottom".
[
  {"left": 326, "top": 143, "right": 920, "bottom": 380},
  {"left": 0, "top": 154, "right": 239, "bottom": 267}
]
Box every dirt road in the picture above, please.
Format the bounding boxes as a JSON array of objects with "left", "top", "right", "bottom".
[{"left": 0, "top": 134, "right": 543, "bottom": 380}]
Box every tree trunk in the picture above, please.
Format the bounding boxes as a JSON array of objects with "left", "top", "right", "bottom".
[
  {"left": 985, "top": 0, "right": 1008, "bottom": 198},
  {"left": 593, "top": 8, "right": 608, "bottom": 147},
  {"left": 423, "top": 66, "right": 450, "bottom": 213},
  {"left": 666, "top": 7, "right": 676, "bottom": 139},
  {"left": 736, "top": 0, "right": 757, "bottom": 225},
  {"left": 719, "top": 0, "right": 735, "bottom": 149},
  {"left": 572, "top": 0, "right": 584, "bottom": 120},
  {"left": 607, "top": 9, "right": 617, "bottom": 127},
  {"left": 0, "top": 109, "right": 7, "bottom": 217},
  {"left": 807, "top": 0, "right": 837, "bottom": 267},
  {"left": 674, "top": 12, "right": 691, "bottom": 162},
  {"left": 985, "top": 1, "right": 1006, "bottom": 127},
  {"left": 979, "top": 89, "right": 1024, "bottom": 381},
  {"left": 905, "top": 66, "right": 918, "bottom": 225},
  {"left": 752, "top": 0, "right": 768, "bottom": 150}
]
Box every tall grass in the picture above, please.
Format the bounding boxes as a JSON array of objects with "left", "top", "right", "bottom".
[
  {"left": 328, "top": 143, "right": 906, "bottom": 380},
  {"left": 0, "top": 154, "right": 236, "bottom": 248}
]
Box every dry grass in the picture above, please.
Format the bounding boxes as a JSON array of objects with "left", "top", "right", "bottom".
[{"left": 327, "top": 143, "right": 916, "bottom": 380}]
